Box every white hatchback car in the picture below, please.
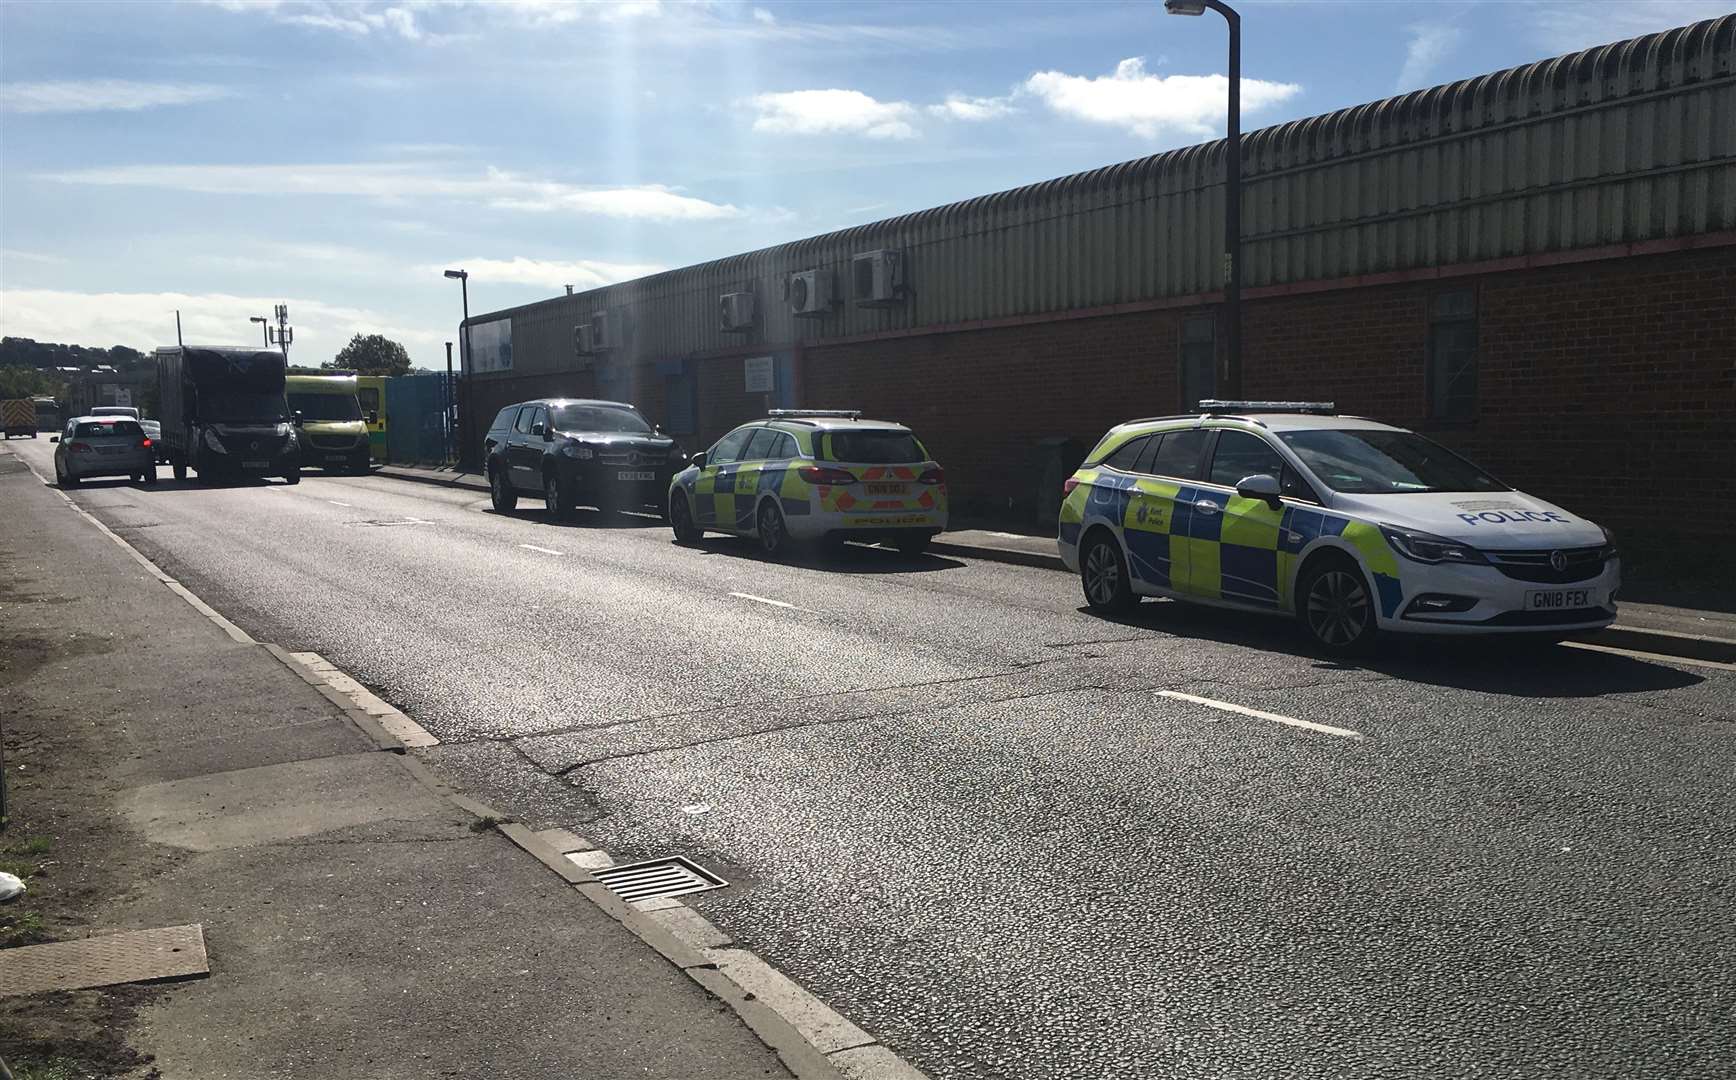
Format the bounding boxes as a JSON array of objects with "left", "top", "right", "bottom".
[{"left": 1059, "top": 402, "right": 1619, "bottom": 653}]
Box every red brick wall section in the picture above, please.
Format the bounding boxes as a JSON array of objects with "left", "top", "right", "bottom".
[{"left": 799, "top": 246, "right": 1735, "bottom": 561}]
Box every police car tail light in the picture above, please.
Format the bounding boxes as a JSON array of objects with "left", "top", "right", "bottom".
[
  {"left": 1062, "top": 477, "right": 1080, "bottom": 496},
  {"left": 799, "top": 465, "right": 857, "bottom": 486},
  {"left": 917, "top": 467, "right": 944, "bottom": 486},
  {"left": 1379, "top": 524, "right": 1488, "bottom": 565}
]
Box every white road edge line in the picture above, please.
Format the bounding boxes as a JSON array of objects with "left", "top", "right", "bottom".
[
  {"left": 729, "top": 591, "right": 813, "bottom": 613},
  {"left": 1562, "top": 640, "right": 1736, "bottom": 672},
  {"left": 1157, "top": 689, "right": 1364, "bottom": 740},
  {"left": 519, "top": 543, "right": 564, "bottom": 556}
]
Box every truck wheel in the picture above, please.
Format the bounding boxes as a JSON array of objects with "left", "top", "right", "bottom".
[
  {"left": 282, "top": 470, "right": 300, "bottom": 486},
  {"left": 172, "top": 460, "right": 187, "bottom": 481},
  {"left": 489, "top": 466, "right": 517, "bottom": 513}
]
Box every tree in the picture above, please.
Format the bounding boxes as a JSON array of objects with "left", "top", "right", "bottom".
[{"left": 328, "top": 333, "right": 412, "bottom": 377}]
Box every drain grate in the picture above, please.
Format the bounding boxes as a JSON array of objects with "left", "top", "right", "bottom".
[{"left": 591, "top": 856, "right": 728, "bottom": 902}]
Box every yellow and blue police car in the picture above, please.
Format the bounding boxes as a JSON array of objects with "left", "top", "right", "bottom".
[
  {"left": 668, "top": 410, "right": 947, "bottom": 558},
  {"left": 1058, "top": 402, "right": 1620, "bottom": 653}
]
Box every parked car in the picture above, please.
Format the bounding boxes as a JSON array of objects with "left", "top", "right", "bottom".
[
  {"left": 52, "top": 416, "right": 158, "bottom": 487},
  {"left": 484, "top": 398, "right": 684, "bottom": 521},
  {"left": 1059, "top": 400, "right": 1619, "bottom": 653},
  {"left": 667, "top": 410, "right": 948, "bottom": 558}
]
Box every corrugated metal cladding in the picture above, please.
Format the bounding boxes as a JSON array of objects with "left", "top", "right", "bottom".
[{"left": 478, "top": 16, "right": 1735, "bottom": 380}]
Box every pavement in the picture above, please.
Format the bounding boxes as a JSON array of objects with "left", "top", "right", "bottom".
[
  {"left": 375, "top": 461, "right": 1736, "bottom": 663},
  {"left": 6, "top": 440, "right": 1734, "bottom": 1080},
  {"left": 0, "top": 447, "right": 816, "bottom": 1079}
]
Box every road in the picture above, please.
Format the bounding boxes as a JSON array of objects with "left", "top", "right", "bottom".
[{"left": 11, "top": 438, "right": 1733, "bottom": 1080}]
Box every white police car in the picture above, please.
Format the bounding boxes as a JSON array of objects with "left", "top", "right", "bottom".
[{"left": 1058, "top": 402, "right": 1619, "bottom": 653}]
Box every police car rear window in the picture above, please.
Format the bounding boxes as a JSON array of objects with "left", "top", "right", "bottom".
[
  {"left": 1279, "top": 429, "right": 1507, "bottom": 494},
  {"left": 824, "top": 430, "right": 923, "bottom": 463}
]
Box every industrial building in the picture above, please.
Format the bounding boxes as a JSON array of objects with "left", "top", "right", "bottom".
[{"left": 461, "top": 16, "right": 1734, "bottom": 566}]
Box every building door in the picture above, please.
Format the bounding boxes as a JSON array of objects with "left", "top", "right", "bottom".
[{"left": 1180, "top": 316, "right": 1216, "bottom": 411}]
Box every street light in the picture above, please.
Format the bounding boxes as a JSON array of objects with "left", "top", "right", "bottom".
[
  {"left": 443, "top": 269, "right": 474, "bottom": 468},
  {"left": 1165, "top": 0, "right": 1242, "bottom": 400},
  {"left": 249, "top": 315, "right": 269, "bottom": 347}
]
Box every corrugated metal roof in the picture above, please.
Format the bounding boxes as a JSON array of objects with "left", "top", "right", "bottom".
[{"left": 474, "top": 16, "right": 1734, "bottom": 378}]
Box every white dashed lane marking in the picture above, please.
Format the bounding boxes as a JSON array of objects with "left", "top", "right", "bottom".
[
  {"left": 729, "top": 592, "right": 813, "bottom": 613},
  {"left": 519, "top": 544, "right": 564, "bottom": 556},
  {"left": 1157, "top": 689, "right": 1364, "bottom": 740},
  {"left": 328, "top": 500, "right": 354, "bottom": 508}
]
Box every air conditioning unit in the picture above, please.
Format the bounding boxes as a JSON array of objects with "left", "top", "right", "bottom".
[
  {"left": 788, "top": 269, "right": 833, "bottom": 317},
  {"left": 574, "top": 323, "right": 595, "bottom": 356},
  {"left": 590, "top": 310, "right": 615, "bottom": 351},
  {"left": 851, "top": 250, "right": 903, "bottom": 306},
  {"left": 719, "top": 291, "right": 756, "bottom": 333}
]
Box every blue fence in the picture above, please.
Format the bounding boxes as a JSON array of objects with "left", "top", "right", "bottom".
[{"left": 385, "top": 372, "right": 456, "bottom": 465}]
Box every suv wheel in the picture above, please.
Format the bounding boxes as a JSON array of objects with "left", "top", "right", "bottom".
[
  {"left": 670, "top": 491, "right": 702, "bottom": 544},
  {"left": 1298, "top": 554, "right": 1377, "bottom": 655},
  {"left": 489, "top": 465, "right": 517, "bottom": 513},
  {"left": 756, "top": 499, "right": 789, "bottom": 559},
  {"left": 544, "top": 471, "right": 571, "bottom": 522}
]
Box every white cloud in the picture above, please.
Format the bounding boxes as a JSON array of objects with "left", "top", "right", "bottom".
[
  {"left": 749, "top": 89, "right": 918, "bottom": 140},
  {"left": 751, "top": 6, "right": 776, "bottom": 24},
  {"left": 1396, "top": 25, "right": 1463, "bottom": 92},
  {"left": 45, "top": 163, "right": 742, "bottom": 223},
  {"left": 927, "top": 94, "right": 1018, "bottom": 122},
  {"left": 204, "top": 1, "right": 426, "bottom": 41},
  {"left": 1022, "top": 57, "right": 1301, "bottom": 140},
  {"left": 425, "top": 256, "right": 664, "bottom": 291},
  {"left": 0, "top": 80, "right": 233, "bottom": 114},
  {"left": 0, "top": 288, "right": 446, "bottom": 367},
  {"left": 1525, "top": 1, "right": 1731, "bottom": 53}
]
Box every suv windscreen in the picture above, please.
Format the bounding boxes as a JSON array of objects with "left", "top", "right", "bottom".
[
  {"left": 1278, "top": 429, "right": 1508, "bottom": 494},
  {"left": 289, "top": 393, "right": 363, "bottom": 421},
  {"left": 825, "top": 430, "right": 923, "bottom": 463},
  {"left": 200, "top": 392, "right": 288, "bottom": 423},
  {"left": 553, "top": 405, "right": 652, "bottom": 434}
]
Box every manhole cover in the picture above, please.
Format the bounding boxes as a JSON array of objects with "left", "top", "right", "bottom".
[
  {"left": 591, "top": 856, "right": 728, "bottom": 902},
  {"left": 0, "top": 924, "right": 208, "bottom": 997}
]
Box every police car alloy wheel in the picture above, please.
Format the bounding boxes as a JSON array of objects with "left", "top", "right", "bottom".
[
  {"left": 490, "top": 467, "right": 516, "bottom": 513},
  {"left": 670, "top": 491, "right": 701, "bottom": 544},
  {"left": 757, "top": 500, "right": 788, "bottom": 557},
  {"left": 1081, "top": 533, "right": 1135, "bottom": 613},
  {"left": 1299, "top": 556, "right": 1376, "bottom": 654}
]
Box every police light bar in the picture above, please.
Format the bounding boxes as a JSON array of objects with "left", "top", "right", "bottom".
[
  {"left": 767, "top": 409, "right": 862, "bottom": 419},
  {"left": 1197, "top": 400, "right": 1337, "bottom": 415}
]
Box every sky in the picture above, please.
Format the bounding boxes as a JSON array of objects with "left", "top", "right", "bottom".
[{"left": 1, "top": 0, "right": 1728, "bottom": 369}]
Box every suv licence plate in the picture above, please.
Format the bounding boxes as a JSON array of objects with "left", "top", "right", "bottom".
[
  {"left": 618, "top": 470, "right": 655, "bottom": 481},
  {"left": 242, "top": 459, "right": 269, "bottom": 469},
  {"left": 1526, "top": 588, "right": 1598, "bottom": 611}
]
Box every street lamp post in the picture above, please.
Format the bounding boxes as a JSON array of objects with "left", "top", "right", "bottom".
[
  {"left": 249, "top": 316, "right": 270, "bottom": 347},
  {"left": 443, "top": 269, "right": 474, "bottom": 468},
  {"left": 1165, "top": 0, "right": 1242, "bottom": 400}
]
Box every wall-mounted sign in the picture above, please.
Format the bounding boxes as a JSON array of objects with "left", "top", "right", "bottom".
[
  {"left": 464, "top": 319, "right": 513, "bottom": 373},
  {"left": 744, "top": 355, "right": 775, "bottom": 394}
]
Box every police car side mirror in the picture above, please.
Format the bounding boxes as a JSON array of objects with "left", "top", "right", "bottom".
[
  {"left": 689, "top": 451, "right": 707, "bottom": 469},
  {"left": 1236, "top": 473, "right": 1283, "bottom": 510}
]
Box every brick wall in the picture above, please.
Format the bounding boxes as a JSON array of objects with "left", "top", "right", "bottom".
[{"left": 798, "top": 246, "right": 1736, "bottom": 561}]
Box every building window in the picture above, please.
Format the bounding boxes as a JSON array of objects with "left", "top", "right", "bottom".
[
  {"left": 1180, "top": 316, "right": 1216, "bottom": 411},
  {"left": 1427, "top": 290, "right": 1478, "bottom": 422}
]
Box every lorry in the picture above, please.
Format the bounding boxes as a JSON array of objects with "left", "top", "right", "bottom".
[
  {"left": 285, "top": 372, "right": 373, "bottom": 474},
  {"left": 155, "top": 346, "right": 301, "bottom": 484},
  {"left": 2, "top": 398, "right": 38, "bottom": 438}
]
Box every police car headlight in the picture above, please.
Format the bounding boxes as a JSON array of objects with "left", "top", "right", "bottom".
[{"left": 1380, "top": 524, "right": 1487, "bottom": 565}]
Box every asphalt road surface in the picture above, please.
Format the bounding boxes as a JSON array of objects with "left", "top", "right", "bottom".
[{"left": 13, "top": 439, "right": 1733, "bottom": 1080}]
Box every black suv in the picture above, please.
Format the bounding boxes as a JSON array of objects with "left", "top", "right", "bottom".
[{"left": 484, "top": 398, "right": 684, "bottom": 521}]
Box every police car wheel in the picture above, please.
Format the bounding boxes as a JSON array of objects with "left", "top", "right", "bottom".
[
  {"left": 1080, "top": 532, "right": 1135, "bottom": 613},
  {"left": 757, "top": 500, "right": 788, "bottom": 558},
  {"left": 489, "top": 466, "right": 517, "bottom": 513},
  {"left": 670, "top": 492, "right": 702, "bottom": 544},
  {"left": 1299, "top": 556, "right": 1376, "bottom": 654}
]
